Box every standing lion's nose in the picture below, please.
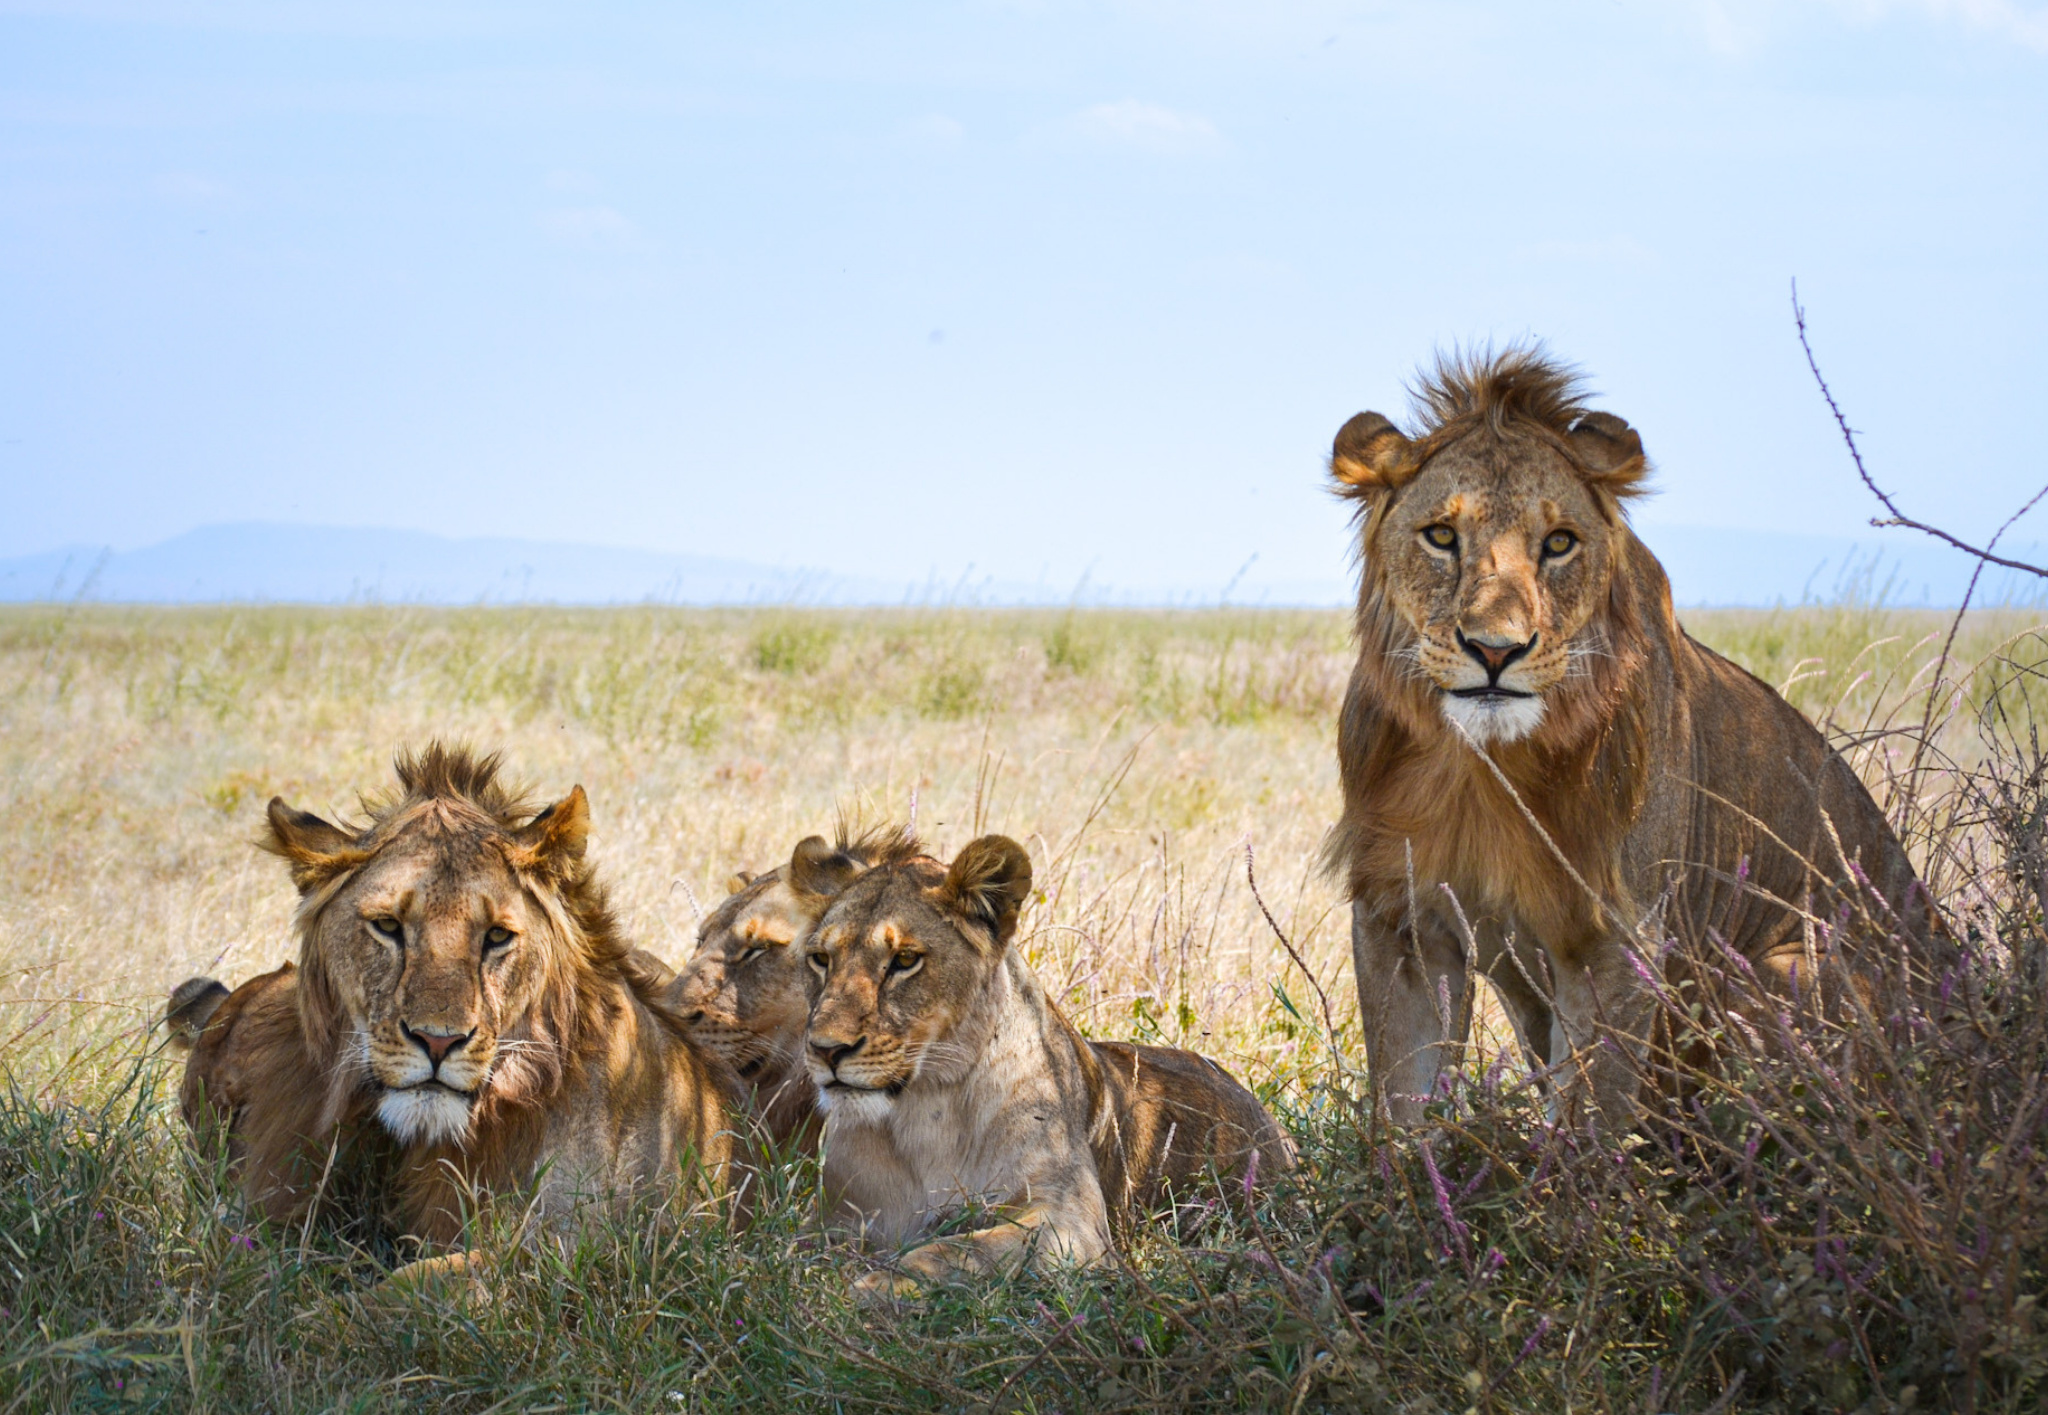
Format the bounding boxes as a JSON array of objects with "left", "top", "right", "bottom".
[
  {"left": 403, "top": 1024, "right": 472, "bottom": 1069},
  {"left": 1456, "top": 628, "right": 1537, "bottom": 680}
]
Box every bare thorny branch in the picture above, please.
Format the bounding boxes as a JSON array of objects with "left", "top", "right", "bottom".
[{"left": 1792, "top": 280, "right": 2048, "bottom": 582}]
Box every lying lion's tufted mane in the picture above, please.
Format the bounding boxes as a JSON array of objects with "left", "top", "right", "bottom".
[{"left": 270, "top": 744, "right": 651, "bottom": 1183}]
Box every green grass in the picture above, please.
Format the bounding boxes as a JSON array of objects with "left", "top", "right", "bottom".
[{"left": 3, "top": 602, "right": 2046, "bottom": 1412}]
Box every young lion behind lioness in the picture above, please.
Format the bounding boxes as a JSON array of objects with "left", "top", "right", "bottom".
[
  {"left": 665, "top": 825, "right": 926, "bottom": 1154},
  {"left": 799, "top": 834, "right": 1294, "bottom": 1298}
]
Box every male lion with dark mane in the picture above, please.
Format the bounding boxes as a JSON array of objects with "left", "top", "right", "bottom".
[
  {"left": 168, "top": 744, "right": 739, "bottom": 1249},
  {"left": 1324, "top": 347, "right": 1947, "bottom": 1129},
  {"left": 799, "top": 834, "right": 1294, "bottom": 1299}
]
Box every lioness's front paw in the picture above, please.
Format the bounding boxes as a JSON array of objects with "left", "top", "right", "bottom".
[{"left": 852, "top": 1268, "right": 921, "bottom": 1304}]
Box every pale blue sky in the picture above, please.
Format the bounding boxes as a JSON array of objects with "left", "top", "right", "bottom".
[{"left": 2, "top": 1, "right": 2043, "bottom": 595}]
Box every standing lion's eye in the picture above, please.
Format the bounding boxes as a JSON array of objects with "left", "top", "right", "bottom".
[
  {"left": 734, "top": 947, "right": 766, "bottom": 967},
  {"left": 1422, "top": 525, "right": 1458, "bottom": 552},
  {"left": 370, "top": 917, "right": 402, "bottom": 940},
  {"left": 483, "top": 926, "right": 515, "bottom": 952},
  {"left": 887, "top": 952, "right": 924, "bottom": 979},
  {"left": 1542, "top": 529, "right": 1579, "bottom": 558},
  {"left": 807, "top": 951, "right": 830, "bottom": 977}
]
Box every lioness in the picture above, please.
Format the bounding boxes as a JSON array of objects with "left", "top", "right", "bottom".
[
  {"left": 169, "top": 744, "right": 739, "bottom": 1248},
  {"left": 665, "top": 825, "right": 924, "bottom": 1152},
  {"left": 1325, "top": 347, "right": 1947, "bottom": 1128},
  {"left": 800, "top": 834, "right": 1293, "bottom": 1298}
]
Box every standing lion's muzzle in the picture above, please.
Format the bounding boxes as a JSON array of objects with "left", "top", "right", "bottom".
[{"left": 1455, "top": 628, "right": 1538, "bottom": 686}]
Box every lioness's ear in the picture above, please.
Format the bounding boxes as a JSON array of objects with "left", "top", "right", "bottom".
[
  {"left": 1331, "top": 412, "right": 1419, "bottom": 495},
  {"left": 511, "top": 786, "right": 591, "bottom": 875},
  {"left": 726, "top": 869, "right": 757, "bottom": 895},
  {"left": 1567, "top": 411, "right": 1650, "bottom": 500},
  {"left": 261, "top": 798, "right": 361, "bottom": 894},
  {"left": 935, "top": 835, "right": 1033, "bottom": 950},
  {"left": 788, "top": 836, "right": 864, "bottom": 901}
]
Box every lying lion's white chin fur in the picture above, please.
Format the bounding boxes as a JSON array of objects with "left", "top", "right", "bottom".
[
  {"left": 812, "top": 1084, "right": 897, "bottom": 1123},
  {"left": 377, "top": 1086, "right": 473, "bottom": 1146},
  {"left": 1440, "top": 691, "right": 1547, "bottom": 745}
]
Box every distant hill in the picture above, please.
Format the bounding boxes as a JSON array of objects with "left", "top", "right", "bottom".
[{"left": 0, "top": 521, "right": 2039, "bottom": 609}]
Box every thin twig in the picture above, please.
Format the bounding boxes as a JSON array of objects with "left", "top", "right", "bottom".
[{"left": 1792, "top": 280, "right": 2047, "bottom": 580}]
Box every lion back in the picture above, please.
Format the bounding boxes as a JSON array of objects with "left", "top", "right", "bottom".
[
  {"left": 1642, "top": 564, "right": 1949, "bottom": 995},
  {"left": 170, "top": 962, "right": 397, "bottom": 1230},
  {"left": 1083, "top": 1039, "right": 1295, "bottom": 1226}
]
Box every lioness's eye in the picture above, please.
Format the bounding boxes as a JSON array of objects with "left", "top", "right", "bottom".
[
  {"left": 1422, "top": 524, "right": 1458, "bottom": 552},
  {"left": 1543, "top": 529, "right": 1578, "bottom": 558},
  {"left": 888, "top": 952, "right": 924, "bottom": 977},
  {"left": 370, "top": 917, "right": 402, "bottom": 939},
  {"left": 807, "top": 951, "right": 830, "bottom": 976},
  {"left": 483, "top": 926, "right": 515, "bottom": 952}
]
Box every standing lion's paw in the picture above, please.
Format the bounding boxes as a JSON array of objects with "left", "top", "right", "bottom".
[{"left": 852, "top": 1268, "right": 921, "bottom": 1304}]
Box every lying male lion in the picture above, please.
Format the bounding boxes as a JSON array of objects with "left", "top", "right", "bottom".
[
  {"left": 666, "top": 825, "right": 925, "bottom": 1153},
  {"left": 799, "top": 834, "right": 1294, "bottom": 1298},
  {"left": 168, "top": 744, "right": 740, "bottom": 1250},
  {"left": 1324, "top": 346, "right": 1947, "bottom": 1129}
]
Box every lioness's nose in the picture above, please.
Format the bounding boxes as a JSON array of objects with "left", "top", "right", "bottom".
[
  {"left": 1456, "top": 628, "right": 1536, "bottom": 679},
  {"left": 403, "top": 1024, "right": 472, "bottom": 1069},
  {"left": 810, "top": 1035, "right": 865, "bottom": 1071}
]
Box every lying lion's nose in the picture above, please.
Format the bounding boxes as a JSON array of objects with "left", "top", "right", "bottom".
[
  {"left": 810, "top": 1036, "right": 865, "bottom": 1072},
  {"left": 1456, "top": 628, "right": 1537, "bottom": 679},
  {"left": 403, "top": 1024, "right": 472, "bottom": 1069}
]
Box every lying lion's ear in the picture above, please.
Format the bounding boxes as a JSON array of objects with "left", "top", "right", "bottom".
[
  {"left": 1331, "top": 412, "right": 1419, "bottom": 496},
  {"left": 511, "top": 786, "right": 591, "bottom": 875},
  {"left": 726, "top": 870, "right": 757, "bottom": 895},
  {"left": 1567, "top": 411, "right": 1650, "bottom": 500},
  {"left": 261, "top": 798, "right": 361, "bottom": 894},
  {"left": 788, "top": 836, "right": 863, "bottom": 901},
  {"left": 935, "top": 835, "right": 1033, "bottom": 950},
  {"left": 165, "top": 977, "right": 229, "bottom": 1051}
]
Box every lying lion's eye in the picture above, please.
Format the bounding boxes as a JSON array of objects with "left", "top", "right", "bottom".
[
  {"left": 887, "top": 952, "right": 924, "bottom": 978},
  {"left": 734, "top": 947, "right": 766, "bottom": 967},
  {"left": 483, "top": 926, "right": 515, "bottom": 953},
  {"left": 1543, "top": 529, "right": 1578, "bottom": 558},
  {"left": 1422, "top": 524, "right": 1458, "bottom": 552},
  {"left": 370, "top": 917, "right": 402, "bottom": 940},
  {"left": 807, "top": 951, "right": 830, "bottom": 977}
]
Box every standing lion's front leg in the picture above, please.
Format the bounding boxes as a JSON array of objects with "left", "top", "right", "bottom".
[
  {"left": 1548, "top": 937, "right": 1656, "bottom": 1133},
  {"left": 1353, "top": 903, "right": 1471, "bottom": 1125}
]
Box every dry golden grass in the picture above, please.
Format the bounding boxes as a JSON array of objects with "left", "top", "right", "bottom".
[
  {"left": 3, "top": 599, "right": 2038, "bottom": 1089},
  {"left": 5, "top": 598, "right": 2048, "bottom": 1413}
]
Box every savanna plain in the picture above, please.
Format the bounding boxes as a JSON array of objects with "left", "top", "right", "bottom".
[{"left": 3, "top": 599, "right": 2045, "bottom": 1413}]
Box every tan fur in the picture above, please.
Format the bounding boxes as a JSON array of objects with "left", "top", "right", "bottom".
[
  {"left": 1326, "top": 347, "right": 1947, "bottom": 1129},
  {"left": 803, "top": 835, "right": 1293, "bottom": 1298},
  {"left": 170, "top": 962, "right": 399, "bottom": 1234},
  {"left": 665, "top": 824, "right": 924, "bottom": 1154},
  {"left": 172, "top": 743, "right": 739, "bottom": 1250}
]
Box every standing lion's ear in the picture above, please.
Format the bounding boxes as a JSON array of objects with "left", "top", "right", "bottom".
[
  {"left": 725, "top": 870, "right": 757, "bottom": 895},
  {"left": 1331, "top": 412, "right": 1420, "bottom": 497},
  {"left": 788, "top": 836, "right": 864, "bottom": 902},
  {"left": 1567, "top": 411, "right": 1650, "bottom": 500},
  {"left": 260, "top": 798, "right": 364, "bottom": 895},
  {"left": 510, "top": 786, "right": 591, "bottom": 877},
  {"left": 933, "top": 835, "right": 1033, "bottom": 951}
]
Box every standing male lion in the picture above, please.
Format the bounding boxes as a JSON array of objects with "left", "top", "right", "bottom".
[{"left": 1324, "top": 347, "right": 1945, "bottom": 1128}]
